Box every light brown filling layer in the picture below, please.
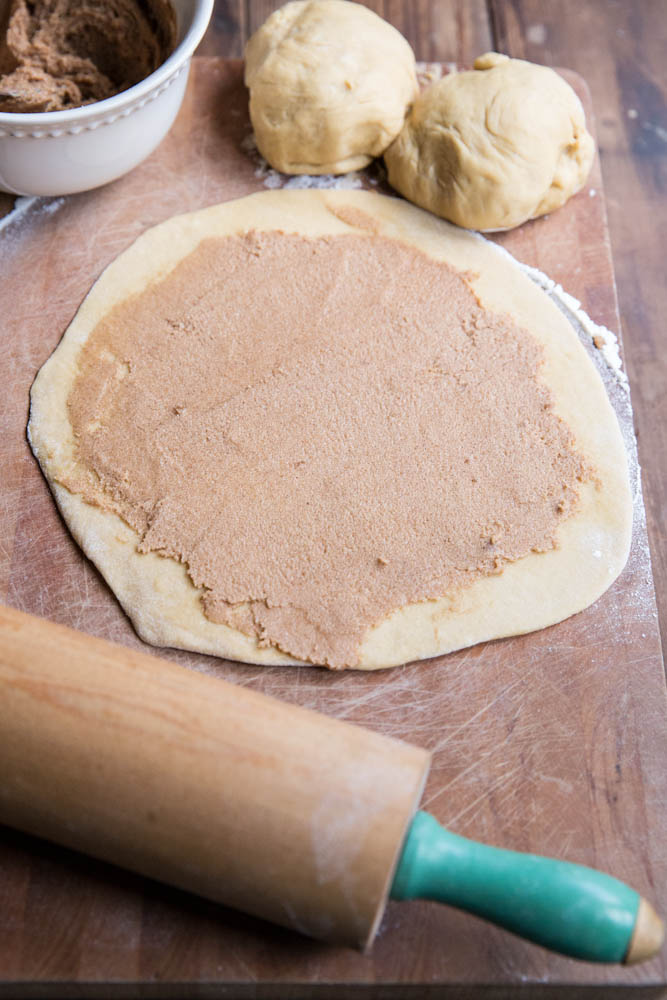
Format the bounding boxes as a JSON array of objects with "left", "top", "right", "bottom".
[{"left": 63, "top": 230, "right": 589, "bottom": 668}]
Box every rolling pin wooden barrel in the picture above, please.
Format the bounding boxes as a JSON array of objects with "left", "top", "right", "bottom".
[{"left": 0, "top": 605, "right": 663, "bottom": 963}]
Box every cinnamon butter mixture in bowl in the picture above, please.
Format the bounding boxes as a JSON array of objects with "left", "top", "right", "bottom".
[
  {"left": 0, "top": 0, "right": 213, "bottom": 196},
  {"left": 0, "top": 0, "right": 176, "bottom": 112},
  {"left": 58, "top": 207, "right": 591, "bottom": 669}
]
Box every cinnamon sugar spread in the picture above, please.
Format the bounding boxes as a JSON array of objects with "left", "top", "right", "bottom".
[{"left": 63, "top": 230, "right": 589, "bottom": 668}]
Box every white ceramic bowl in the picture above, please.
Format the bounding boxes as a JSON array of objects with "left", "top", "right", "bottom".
[{"left": 0, "top": 0, "right": 213, "bottom": 196}]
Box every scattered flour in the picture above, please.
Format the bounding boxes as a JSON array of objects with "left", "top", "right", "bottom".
[
  {"left": 0, "top": 194, "right": 65, "bottom": 233},
  {"left": 525, "top": 263, "right": 629, "bottom": 391},
  {"left": 484, "top": 238, "right": 629, "bottom": 391},
  {"left": 283, "top": 173, "right": 363, "bottom": 190}
]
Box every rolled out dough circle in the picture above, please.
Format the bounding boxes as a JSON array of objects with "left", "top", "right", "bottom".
[{"left": 28, "top": 191, "right": 632, "bottom": 670}]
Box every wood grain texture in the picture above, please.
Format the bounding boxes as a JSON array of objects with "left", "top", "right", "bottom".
[
  {"left": 198, "top": 0, "right": 494, "bottom": 64},
  {"left": 0, "top": 52, "right": 665, "bottom": 997},
  {"left": 487, "top": 0, "right": 667, "bottom": 735}
]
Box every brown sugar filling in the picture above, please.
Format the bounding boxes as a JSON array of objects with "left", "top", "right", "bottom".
[
  {"left": 63, "top": 230, "right": 589, "bottom": 668},
  {"left": 0, "top": 0, "right": 176, "bottom": 113}
]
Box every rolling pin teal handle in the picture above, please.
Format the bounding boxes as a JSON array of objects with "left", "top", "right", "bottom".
[{"left": 391, "top": 811, "right": 659, "bottom": 963}]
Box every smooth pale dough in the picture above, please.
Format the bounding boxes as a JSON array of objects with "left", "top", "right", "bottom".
[
  {"left": 28, "top": 190, "right": 631, "bottom": 670},
  {"left": 385, "top": 53, "right": 595, "bottom": 232},
  {"left": 244, "top": 0, "right": 418, "bottom": 174}
]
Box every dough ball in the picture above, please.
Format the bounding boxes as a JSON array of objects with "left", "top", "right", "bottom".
[
  {"left": 244, "top": 0, "right": 418, "bottom": 175},
  {"left": 384, "top": 52, "right": 595, "bottom": 231}
]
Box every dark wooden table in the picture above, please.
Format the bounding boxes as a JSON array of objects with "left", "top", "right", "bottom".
[{"left": 196, "top": 0, "right": 667, "bottom": 681}]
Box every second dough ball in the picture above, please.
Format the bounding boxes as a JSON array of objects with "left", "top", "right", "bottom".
[
  {"left": 385, "top": 53, "right": 595, "bottom": 231},
  {"left": 244, "top": 0, "right": 418, "bottom": 175}
]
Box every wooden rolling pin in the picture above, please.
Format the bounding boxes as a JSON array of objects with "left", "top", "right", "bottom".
[{"left": 0, "top": 605, "right": 662, "bottom": 963}]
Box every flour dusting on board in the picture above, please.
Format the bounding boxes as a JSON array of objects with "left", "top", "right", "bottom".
[
  {"left": 0, "top": 194, "right": 65, "bottom": 234},
  {"left": 519, "top": 259, "right": 629, "bottom": 390},
  {"left": 481, "top": 236, "right": 630, "bottom": 392}
]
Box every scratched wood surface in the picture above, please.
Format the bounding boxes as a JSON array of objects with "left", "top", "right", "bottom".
[{"left": 0, "top": 52, "right": 666, "bottom": 997}]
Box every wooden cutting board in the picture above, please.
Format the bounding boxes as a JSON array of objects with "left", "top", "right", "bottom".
[{"left": 1, "top": 59, "right": 666, "bottom": 997}]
